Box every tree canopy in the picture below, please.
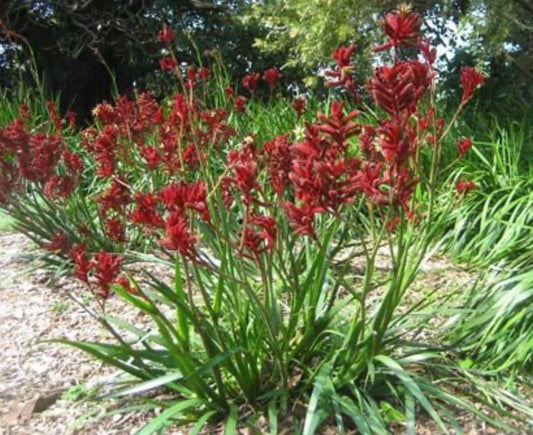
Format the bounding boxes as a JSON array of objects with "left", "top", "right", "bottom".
[
  {"left": 0, "top": 0, "right": 287, "bottom": 120},
  {"left": 1, "top": 0, "right": 530, "bottom": 119}
]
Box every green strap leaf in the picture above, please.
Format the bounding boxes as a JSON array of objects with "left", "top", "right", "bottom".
[
  {"left": 136, "top": 398, "right": 202, "bottom": 435},
  {"left": 109, "top": 372, "right": 183, "bottom": 398},
  {"left": 225, "top": 404, "right": 239, "bottom": 435}
]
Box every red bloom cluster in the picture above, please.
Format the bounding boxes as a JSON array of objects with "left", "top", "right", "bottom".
[
  {"left": 131, "top": 192, "right": 164, "bottom": 228},
  {"left": 242, "top": 67, "right": 284, "bottom": 93},
  {"left": 160, "top": 181, "right": 210, "bottom": 222},
  {"left": 325, "top": 44, "right": 358, "bottom": 96},
  {"left": 83, "top": 89, "right": 235, "bottom": 179},
  {"left": 0, "top": 106, "right": 83, "bottom": 203},
  {"left": 242, "top": 215, "right": 277, "bottom": 256},
  {"left": 105, "top": 218, "right": 126, "bottom": 243},
  {"left": 263, "top": 135, "right": 292, "bottom": 195},
  {"left": 160, "top": 56, "right": 177, "bottom": 71},
  {"left": 94, "top": 251, "right": 123, "bottom": 297},
  {"left": 374, "top": 4, "right": 422, "bottom": 52},
  {"left": 292, "top": 97, "right": 306, "bottom": 117},
  {"left": 273, "top": 102, "right": 363, "bottom": 235},
  {"left": 160, "top": 212, "right": 197, "bottom": 256},
  {"left": 43, "top": 232, "right": 71, "bottom": 254},
  {"left": 242, "top": 73, "right": 260, "bottom": 92},
  {"left": 263, "top": 67, "right": 281, "bottom": 89},
  {"left": 460, "top": 67, "right": 485, "bottom": 104},
  {"left": 457, "top": 137, "right": 473, "bottom": 158},
  {"left": 157, "top": 25, "right": 175, "bottom": 45},
  {"left": 129, "top": 181, "right": 210, "bottom": 259},
  {"left": 456, "top": 179, "right": 477, "bottom": 194},
  {"left": 267, "top": 7, "right": 462, "bottom": 236},
  {"left": 99, "top": 179, "right": 131, "bottom": 218},
  {"left": 0, "top": 7, "right": 485, "bottom": 303},
  {"left": 367, "top": 61, "right": 433, "bottom": 116},
  {"left": 70, "top": 246, "right": 122, "bottom": 299},
  {"left": 235, "top": 96, "right": 247, "bottom": 114},
  {"left": 226, "top": 144, "right": 262, "bottom": 206}
]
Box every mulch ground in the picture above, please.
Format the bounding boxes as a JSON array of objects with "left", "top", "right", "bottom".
[{"left": 0, "top": 233, "right": 178, "bottom": 434}]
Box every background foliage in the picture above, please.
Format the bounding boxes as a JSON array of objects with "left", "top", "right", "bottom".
[{"left": 1, "top": 0, "right": 532, "bottom": 121}]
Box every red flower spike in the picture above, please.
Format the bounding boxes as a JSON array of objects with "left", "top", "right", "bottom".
[
  {"left": 198, "top": 67, "right": 210, "bottom": 82},
  {"left": 141, "top": 146, "right": 162, "bottom": 168},
  {"left": 159, "top": 181, "right": 210, "bottom": 222},
  {"left": 356, "top": 162, "right": 386, "bottom": 202},
  {"left": 333, "top": 44, "right": 357, "bottom": 69},
  {"left": 250, "top": 216, "right": 277, "bottom": 251},
  {"left": 374, "top": 5, "right": 422, "bottom": 52},
  {"left": 292, "top": 97, "right": 306, "bottom": 117},
  {"left": 418, "top": 38, "right": 437, "bottom": 65},
  {"left": 457, "top": 137, "right": 473, "bottom": 158},
  {"left": 283, "top": 203, "right": 322, "bottom": 237},
  {"left": 63, "top": 150, "right": 83, "bottom": 174},
  {"left": 242, "top": 216, "right": 278, "bottom": 256},
  {"left": 182, "top": 143, "right": 200, "bottom": 169},
  {"left": 419, "top": 108, "right": 434, "bottom": 132},
  {"left": 43, "top": 232, "right": 71, "bottom": 254},
  {"left": 115, "top": 275, "right": 138, "bottom": 295},
  {"left": 242, "top": 73, "right": 260, "bottom": 92},
  {"left": 359, "top": 125, "right": 379, "bottom": 160},
  {"left": 263, "top": 134, "right": 293, "bottom": 195},
  {"left": 98, "top": 179, "right": 131, "bottom": 217},
  {"left": 157, "top": 25, "right": 175, "bottom": 45},
  {"left": 234, "top": 96, "right": 247, "bottom": 114},
  {"left": 436, "top": 119, "right": 445, "bottom": 137},
  {"left": 152, "top": 108, "right": 164, "bottom": 125},
  {"left": 160, "top": 212, "right": 198, "bottom": 258},
  {"left": 159, "top": 56, "right": 177, "bottom": 71},
  {"left": 317, "top": 100, "right": 360, "bottom": 145},
  {"left": 92, "top": 103, "right": 118, "bottom": 125},
  {"left": 131, "top": 192, "right": 164, "bottom": 228},
  {"left": 105, "top": 218, "right": 126, "bottom": 243},
  {"left": 43, "top": 175, "right": 76, "bottom": 199},
  {"left": 187, "top": 67, "right": 197, "bottom": 88},
  {"left": 325, "top": 44, "right": 358, "bottom": 96},
  {"left": 21, "top": 132, "right": 62, "bottom": 182},
  {"left": 94, "top": 251, "right": 122, "bottom": 298},
  {"left": 233, "top": 164, "right": 260, "bottom": 201},
  {"left": 460, "top": 67, "right": 485, "bottom": 104},
  {"left": 242, "top": 227, "right": 264, "bottom": 256},
  {"left": 263, "top": 67, "right": 281, "bottom": 88},
  {"left": 46, "top": 101, "right": 62, "bottom": 130},
  {"left": 92, "top": 125, "right": 118, "bottom": 178},
  {"left": 377, "top": 120, "right": 415, "bottom": 166},
  {"left": 70, "top": 244, "right": 93, "bottom": 284},
  {"left": 367, "top": 61, "right": 431, "bottom": 116},
  {"left": 456, "top": 179, "right": 477, "bottom": 194},
  {"left": 67, "top": 111, "right": 77, "bottom": 128},
  {"left": 221, "top": 177, "right": 234, "bottom": 209}
]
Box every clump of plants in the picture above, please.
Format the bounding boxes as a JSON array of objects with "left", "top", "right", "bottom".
[{"left": 3, "top": 4, "right": 531, "bottom": 433}]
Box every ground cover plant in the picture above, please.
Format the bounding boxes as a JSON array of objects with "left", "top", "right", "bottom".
[
  {"left": 438, "top": 117, "right": 533, "bottom": 374},
  {"left": 2, "top": 4, "right": 533, "bottom": 434}
]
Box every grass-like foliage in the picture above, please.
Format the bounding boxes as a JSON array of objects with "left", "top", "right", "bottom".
[{"left": 440, "top": 116, "right": 533, "bottom": 374}]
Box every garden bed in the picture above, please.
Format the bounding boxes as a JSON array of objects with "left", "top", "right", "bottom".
[{"left": 1, "top": 231, "right": 511, "bottom": 434}]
